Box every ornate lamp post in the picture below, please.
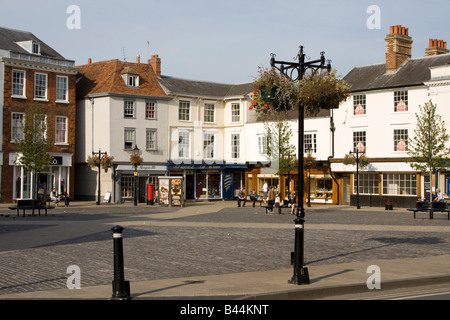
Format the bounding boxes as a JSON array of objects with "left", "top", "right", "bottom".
[
  {"left": 349, "top": 143, "right": 365, "bottom": 210},
  {"left": 270, "top": 46, "right": 331, "bottom": 285},
  {"left": 92, "top": 149, "right": 107, "bottom": 205},
  {"left": 132, "top": 145, "right": 140, "bottom": 206}
]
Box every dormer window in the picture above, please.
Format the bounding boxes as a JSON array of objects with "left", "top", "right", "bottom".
[
  {"left": 121, "top": 67, "right": 140, "bottom": 87},
  {"left": 16, "top": 40, "right": 41, "bottom": 55},
  {"left": 32, "top": 42, "right": 40, "bottom": 54}
]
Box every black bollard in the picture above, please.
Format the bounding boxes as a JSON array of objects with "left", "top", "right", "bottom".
[
  {"left": 288, "top": 216, "right": 310, "bottom": 285},
  {"left": 111, "top": 225, "right": 131, "bottom": 300}
]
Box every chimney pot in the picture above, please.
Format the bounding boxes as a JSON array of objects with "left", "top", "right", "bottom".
[
  {"left": 136, "top": 54, "right": 140, "bottom": 63},
  {"left": 88, "top": 58, "right": 92, "bottom": 64}
]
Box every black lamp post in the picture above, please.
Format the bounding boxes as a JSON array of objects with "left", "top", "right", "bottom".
[
  {"left": 270, "top": 46, "right": 331, "bottom": 285},
  {"left": 92, "top": 149, "right": 107, "bottom": 205},
  {"left": 349, "top": 143, "right": 365, "bottom": 210},
  {"left": 133, "top": 145, "right": 140, "bottom": 206}
]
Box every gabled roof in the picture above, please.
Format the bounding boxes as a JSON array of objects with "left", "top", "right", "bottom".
[
  {"left": 344, "top": 53, "right": 450, "bottom": 92},
  {"left": 158, "top": 75, "right": 253, "bottom": 99},
  {"left": 0, "top": 26, "right": 65, "bottom": 59},
  {"left": 76, "top": 59, "right": 168, "bottom": 99}
]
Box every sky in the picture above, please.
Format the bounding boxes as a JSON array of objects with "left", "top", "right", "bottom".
[{"left": 1, "top": 0, "right": 449, "bottom": 84}]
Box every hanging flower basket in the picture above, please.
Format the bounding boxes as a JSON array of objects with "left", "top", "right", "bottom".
[
  {"left": 359, "top": 155, "right": 370, "bottom": 168},
  {"left": 250, "top": 66, "right": 350, "bottom": 116},
  {"left": 343, "top": 154, "right": 356, "bottom": 165},
  {"left": 87, "top": 155, "right": 101, "bottom": 168},
  {"left": 304, "top": 156, "right": 316, "bottom": 168},
  {"left": 298, "top": 70, "right": 350, "bottom": 114},
  {"left": 130, "top": 154, "right": 143, "bottom": 167},
  {"left": 101, "top": 154, "right": 114, "bottom": 172}
]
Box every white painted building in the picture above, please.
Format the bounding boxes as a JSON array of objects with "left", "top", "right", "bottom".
[{"left": 330, "top": 25, "right": 450, "bottom": 207}]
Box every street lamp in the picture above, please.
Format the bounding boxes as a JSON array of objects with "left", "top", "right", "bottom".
[
  {"left": 133, "top": 145, "right": 140, "bottom": 206},
  {"left": 349, "top": 142, "right": 365, "bottom": 210},
  {"left": 306, "top": 147, "right": 313, "bottom": 208},
  {"left": 270, "top": 46, "right": 331, "bottom": 285},
  {"left": 92, "top": 149, "right": 107, "bottom": 205}
]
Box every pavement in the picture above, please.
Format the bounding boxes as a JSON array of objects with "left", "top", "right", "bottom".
[{"left": 0, "top": 200, "right": 449, "bottom": 301}]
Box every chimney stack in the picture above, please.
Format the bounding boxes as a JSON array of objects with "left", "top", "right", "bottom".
[
  {"left": 425, "top": 39, "right": 449, "bottom": 56},
  {"left": 136, "top": 54, "right": 141, "bottom": 63},
  {"left": 385, "top": 25, "right": 413, "bottom": 72},
  {"left": 88, "top": 58, "right": 92, "bottom": 64},
  {"left": 149, "top": 54, "right": 161, "bottom": 77}
]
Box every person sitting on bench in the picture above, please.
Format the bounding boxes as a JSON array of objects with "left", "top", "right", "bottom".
[
  {"left": 275, "top": 193, "right": 285, "bottom": 207},
  {"left": 287, "top": 193, "right": 296, "bottom": 215},
  {"left": 237, "top": 189, "right": 247, "bottom": 207},
  {"left": 249, "top": 189, "right": 258, "bottom": 207}
]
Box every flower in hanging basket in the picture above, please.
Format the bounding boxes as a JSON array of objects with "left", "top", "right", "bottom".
[
  {"left": 130, "top": 154, "right": 143, "bottom": 167},
  {"left": 343, "top": 154, "right": 356, "bottom": 165},
  {"left": 304, "top": 156, "right": 316, "bottom": 168},
  {"left": 299, "top": 70, "right": 350, "bottom": 115},
  {"left": 359, "top": 155, "right": 370, "bottom": 168},
  {"left": 87, "top": 155, "right": 101, "bottom": 168},
  {"left": 101, "top": 154, "right": 114, "bottom": 168}
]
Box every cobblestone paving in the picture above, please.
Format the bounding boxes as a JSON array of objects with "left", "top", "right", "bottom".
[{"left": 0, "top": 204, "right": 449, "bottom": 296}]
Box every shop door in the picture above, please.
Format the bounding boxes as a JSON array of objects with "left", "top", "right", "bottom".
[{"left": 343, "top": 176, "right": 351, "bottom": 205}]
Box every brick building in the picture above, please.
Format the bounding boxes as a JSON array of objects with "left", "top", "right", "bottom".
[{"left": 0, "top": 27, "right": 78, "bottom": 202}]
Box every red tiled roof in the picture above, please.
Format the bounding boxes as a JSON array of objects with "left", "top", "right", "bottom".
[{"left": 76, "top": 59, "right": 168, "bottom": 99}]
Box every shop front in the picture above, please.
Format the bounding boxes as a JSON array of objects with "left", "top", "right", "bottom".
[
  {"left": 10, "top": 152, "right": 73, "bottom": 200},
  {"left": 114, "top": 163, "right": 167, "bottom": 203},
  {"left": 167, "top": 161, "right": 247, "bottom": 200}
]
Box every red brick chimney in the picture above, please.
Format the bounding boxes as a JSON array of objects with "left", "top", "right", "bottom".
[
  {"left": 385, "top": 25, "right": 413, "bottom": 72},
  {"left": 425, "top": 39, "right": 449, "bottom": 56},
  {"left": 149, "top": 54, "right": 161, "bottom": 77}
]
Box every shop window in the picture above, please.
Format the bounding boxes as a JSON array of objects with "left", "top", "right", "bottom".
[
  {"left": 382, "top": 173, "right": 417, "bottom": 195},
  {"left": 308, "top": 175, "right": 332, "bottom": 202},
  {"left": 354, "top": 173, "right": 379, "bottom": 195},
  {"left": 121, "top": 176, "right": 134, "bottom": 199}
]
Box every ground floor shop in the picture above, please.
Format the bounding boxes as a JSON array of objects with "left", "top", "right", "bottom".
[
  {"left": 330, "top": 159, "right": 447, "bottom": 208},
  {"left": 6, "top": 152, "right": 74, "bottom": 202},
  {"left": 167, "top": 161, "right": 247, "bottom": 200},
  {"left": 245, "top": 163, "right": 337, "bottom": 205}
]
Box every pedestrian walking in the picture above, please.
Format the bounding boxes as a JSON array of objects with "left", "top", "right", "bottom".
[
  {"left": 267, "top": 186, "right": 275, "bottom": 212},
  {"left": 263, "top": 182, "right": 268, "bottom": 204}
]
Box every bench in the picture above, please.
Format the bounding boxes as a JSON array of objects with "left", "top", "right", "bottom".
[
  {"left": 407, "top": 201, "right": 450, "bottom": 220},
  {"left": 8, "top": 199, "right": 55, "bottom": 217},
  {"left": 262, "top": 204, "right": 293, "bottom": 214}
]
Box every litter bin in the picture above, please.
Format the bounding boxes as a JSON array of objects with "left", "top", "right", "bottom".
[{"left": 385, "top": 199, "right": 393, "bottom": 210}]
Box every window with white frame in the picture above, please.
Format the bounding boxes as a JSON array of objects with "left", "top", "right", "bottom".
[
  {"left": 231, "top": 133, "right": 240, "bottom": 159},
  {"left": 33, "top": 114, "right": 47, "bottom": 140},
  {"left": 204, "top": 103, "right": 215, "bottom": 123},
  {"left": 32, "top": 42, "right": 40, "bottom": 54},
  {"left": 178, "top": 101, "right": 190, "bottom": 121},
  {"left": 394, "top": 91, "right": 408, "bottom": 112},
  {"left": 34, "top": 73, "right": 47, "bottom": 100},
  {"left": 258, "top": 135, "right": 268, "bottom": 155},
  {"left": 353, "top": 131, "right": 366, "bottom": 152},
  {"left": 55, "top": 116, "right": 68, "bottom": 144},
  {"left": 146, "top": 129, "right": 157, "bottom": 150},
  {"left": 354, "top": 173, "right": 379, "bottom": 195},
  {"left": 11, "top": 112, "right": 24, "bottom": 142},
  {"left": 204, "top": 133, "right": 215, "bottom": 159},
  {"left": 353, "top": 94, "right": 366, "bottom": 115},
  {"left": 124, "top": 100, "right": 135, "bottom": 118},
  {"left": 394, "top": 129, "right": 408, "bottom": 151},
  {"left": 127, "top": 74, "right": 139, "bottom": 87},
  {"left": 304, "top": 133, "right": 317, "bottom": 153},
  {"left": 56, "top": 76, "right": 68, "bottom": 102},
  {"left": 12, "top": 70, "right": 25, "bottom": 97},
  {"left": 382, "top": 173, "right": 417, "bottom": 195},
  {"left": 178, "top": 130, "right": 190, "bottom": 158},
  {"left": 231, "top": 103, "right": 240, "bottom": 122},
  {"left": 146, "top": 102, "right": 156, "bottom": 119},
  {"left": 124, "top": 128, "right": 135, "bottom": 150}
]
